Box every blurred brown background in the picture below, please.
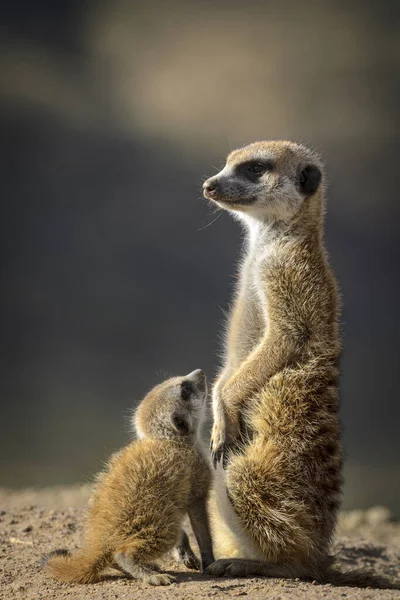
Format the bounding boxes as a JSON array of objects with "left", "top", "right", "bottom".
[{"left": 0, "top": 0, "right": 399, "bottom": 514}]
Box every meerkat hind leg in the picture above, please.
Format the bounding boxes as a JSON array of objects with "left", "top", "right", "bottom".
[
  {"left": 115, "top": 552, "right": 175, "bottom": 586},
  {"left": 205, "top": 558, "right": 305, "bottom": 580}
]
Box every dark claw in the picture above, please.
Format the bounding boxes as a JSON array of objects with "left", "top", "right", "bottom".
[
  {"left": 183, "top": 553, "right": 201, "bottom": 571},
  {"left": 222, "top": 448, "right": 230, "bottom": 470},
  {"left": 211, "top": 444, "right": 224, "bottom": 469},
  {"left": 175, "top": 530, "right": 201, "bottom": 571},
  {"left": 211, "top": 443, "right": 234, "bottom": 469}
]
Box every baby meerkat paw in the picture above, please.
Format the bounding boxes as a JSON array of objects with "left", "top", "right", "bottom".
[
  {"left": 174, "top": 531, "right": 201, "bottom": 571},
  {"left": 173, "top": 546, "right": 200, "bottom": 570},
  {"left": 182, "top": 552, "right": 201, "bottom": 571},
  {"left": 147, "top": 573, "right": 176, "bottom": 586}
]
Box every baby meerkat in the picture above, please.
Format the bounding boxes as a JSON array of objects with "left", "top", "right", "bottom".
[{"left": 43, "top": 369, "right": 214, "bottom": 586}]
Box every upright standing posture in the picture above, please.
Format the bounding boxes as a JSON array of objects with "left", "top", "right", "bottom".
[
  {"left": 203, "top": 141, "right": 343, "bottom": 580},
  {"left": 44, "top": 369, "right": 214, "bottom": 586}
]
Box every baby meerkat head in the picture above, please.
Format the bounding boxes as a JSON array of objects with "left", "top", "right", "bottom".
[
  {"left": 133, "top": 369, "right": 207, "bottom": 442},
  {"left": 203, "top": 141, "right": 323, "bottom": 223}
]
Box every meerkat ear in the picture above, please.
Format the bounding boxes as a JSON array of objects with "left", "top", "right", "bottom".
[
  {"left": 298, "top": 164, "right": 321, "bottom": 196},
  {"left": 171, "top": 414, "right": 190, "bottom": 436}
]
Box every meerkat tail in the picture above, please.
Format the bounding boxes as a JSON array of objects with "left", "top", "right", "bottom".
[
  {"left": 206, "top": 558, "right": 396, "bottom": 589},
  {"left": 266, "top": 565, "right": 395, "bottom": 589},
  {"left": 321, "top": 567, "right": 397, "bottom": 590},
  {"left": 43, "top": 549, "right": 109, "bottom": 584}
]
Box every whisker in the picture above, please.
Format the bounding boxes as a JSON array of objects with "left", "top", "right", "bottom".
[{"left": 197, "top": 211, "right": 223, "bottom": 231}]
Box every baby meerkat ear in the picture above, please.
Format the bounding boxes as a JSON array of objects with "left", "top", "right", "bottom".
[
  {"left": 171, "top": 413, "right": 190, "bottom": 436},
  {"left": 298, "top": 164, "right": 321, "bottom": 196}
]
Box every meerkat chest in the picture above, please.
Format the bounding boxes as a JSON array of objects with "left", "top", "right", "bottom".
[
  {"left": 246, "top": 223, "right": 276, "bottom": 278},
  {"left": 245, "top": 241, "right": 275, "bottom": 315}
]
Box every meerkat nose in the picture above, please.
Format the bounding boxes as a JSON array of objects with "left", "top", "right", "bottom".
[
  {"left": 187, "top": 369, "right": 205, "bottom": 381},
  {"left": 186, "top": 369, "right": 206, "bottom": 390},
  {"left": 203, "top": 179, "right": 219, "bottom": 196},
  {"left": 187, "top": 369, "right": 207, "bottom": 395}
]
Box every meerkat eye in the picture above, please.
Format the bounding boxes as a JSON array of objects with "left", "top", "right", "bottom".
[
  {"left": 181, "top": 380, "right": 193, "bottom": 401},
  {"left": 247, "top": 162, "right": 267, "bottom": 174},
  {"left": 239, "top": 160, "right": 273, "bottom": 180}
]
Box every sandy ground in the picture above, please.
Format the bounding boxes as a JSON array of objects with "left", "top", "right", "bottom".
[{"left": 0, "top": 486, "right": 399, "bottom": 600}]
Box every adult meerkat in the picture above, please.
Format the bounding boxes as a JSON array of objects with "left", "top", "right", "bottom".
[
  {"left": 44, "top": 369, "right": 214, "bottom": 586},
  {"left": 203, "top": 141, "right": 343, "bottom": 580}
]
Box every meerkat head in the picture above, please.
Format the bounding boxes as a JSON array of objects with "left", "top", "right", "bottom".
[
  {"left": 203, "top": 141, "right": 323, "bottom": 224},
  {"left": 133, "top": 369, "right": 207, "bottom": 442}
]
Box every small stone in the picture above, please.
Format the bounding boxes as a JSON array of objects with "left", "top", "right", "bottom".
[
  {"left": 23, "top": 525, "right": 33, "bottom": 533},
  {"left": 365, "top": 506, "right": 393, "bottom": 526},
  {"left": 340, "top": 509, "right": 365, "bottom": 530}
]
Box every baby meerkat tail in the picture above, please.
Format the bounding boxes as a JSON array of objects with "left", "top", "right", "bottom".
[{"left": 43, "top": 548, "right": 110, "bottom": 584}]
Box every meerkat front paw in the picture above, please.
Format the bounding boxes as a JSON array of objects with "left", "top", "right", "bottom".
[
  {"left": 210, "top": 418, "right": 227, "bottom": 468},
  {"left": 210, "top": 417, "right": 240, "bottom": 469}
]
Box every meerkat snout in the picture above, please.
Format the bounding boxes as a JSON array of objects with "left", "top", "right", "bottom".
[
  {"left": 171, "top": 369, "right": 207, "bottom": 436},
  {"left": 185, "top": 368, "right": 207, "bottom": 393}
]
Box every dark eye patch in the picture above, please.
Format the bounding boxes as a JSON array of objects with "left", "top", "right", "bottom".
[
  {"left": 236, "top": 160, "right": 274, "bottom": 181},
  {"left": 181, "top": 380, "right": 193, "bottom": 401}
]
